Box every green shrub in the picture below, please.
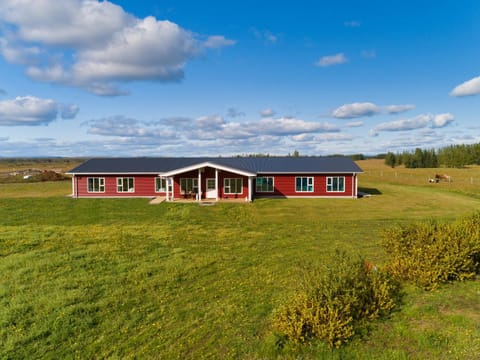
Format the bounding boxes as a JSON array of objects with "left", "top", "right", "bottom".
[
  {"left": 383, "top": 212, "right": 480, "bottom": 289},
  {"left": 273, "top": 251, "right": 400, "bottom": 348}
]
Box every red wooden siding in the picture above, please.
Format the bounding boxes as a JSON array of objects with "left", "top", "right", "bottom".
[
  {"left": 253, "top": 173, "right": 357, "bottom": 198},
  {"left": 73, "top": 175, "right": 162, "bottom": 197}
]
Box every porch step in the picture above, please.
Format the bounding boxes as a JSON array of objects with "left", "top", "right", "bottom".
[{"left": 149, "top": 196, "right": 166, "bottom": 204}]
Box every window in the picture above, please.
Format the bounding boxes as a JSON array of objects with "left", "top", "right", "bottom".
[
  {"left": 327, "top": 176, "right": 345, "bottom": 192},
  {"left": 296, "top": 177, "right": 314, "bottom": 192},
  {"left": 87, "top": 177, "right": 105, "bottom": 193},
  {"left": 180, "top": 178, "right": 198, "bottom": 194},
  {"left": 117, "top": 177, "right": 134, "bottom": 192},
  {"left": 224, "top": 178, "right": 243, "bottom": 194},
  {"left": 155, "top": 178, "right": 166, "bottom": 192},
  {"left": 256, "top": 177, "right": 274, "bottom": 192}
]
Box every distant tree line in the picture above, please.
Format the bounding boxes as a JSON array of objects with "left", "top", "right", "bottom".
[{"left": 384, "top": 143, "right": 480, "bottom": 168}]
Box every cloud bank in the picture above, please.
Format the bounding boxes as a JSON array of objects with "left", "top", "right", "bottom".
[
  {"left": 369, "top": 113, "right": 454, "bottom": 136},
  {"left": 0, "top": 96, "right": 78, "bottom": 126},
  {"left": 332, "top": 102, "right": 416, "bottom": 119},
  {"left": 0, "top": 0, "right": 235, "bottom": 96}
]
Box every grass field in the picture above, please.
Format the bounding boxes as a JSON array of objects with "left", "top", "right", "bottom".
[{"left": 1, "top": 159, "right": 479, "bottom": 359}]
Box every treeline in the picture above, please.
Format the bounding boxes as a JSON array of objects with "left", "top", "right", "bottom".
[{"left": 384, "top": 143, "right": 480, "bottom": 168}]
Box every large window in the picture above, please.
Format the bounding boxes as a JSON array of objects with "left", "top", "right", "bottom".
[
  {"left": 117, "top": 177, "right": 134, "bottom": 192},
  {"left": 87, "top": 177, "right": 105, "bottom": 193},
  {"left": 155, "top": 178, "right": 166, "bottom": 192},
  {"left": 224, "top": 178, "right": 243, "bottom": 194},
  {"left": 180, "top": 178, "right": 198, "bottom": 194},
  {"left": 295, "top": 177, "right": 314, "bottom": 192},
  {"left": 327, "top": 176, "right": 345, "bottom": 192},
  {"left": 256, "top": 176, "right": 274, "bottom": 192}
]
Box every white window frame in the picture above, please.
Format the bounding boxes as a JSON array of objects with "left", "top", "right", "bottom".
[
  {"left": 117, "top": 177, "right": 135, "bottom": 193},
  {"left": 224, "top": 178, "right": 243, "bottom": 194},
  {"left": 155, "top": 177, "right": 166, "bottom": 192},
  {"left": 87, "top": 177, "right": 105, "bottom": 193},
  {"left": 327, "top": 176, "right": 345, "bottom": 192},
  {"left": 180, "top": 178, "right": 198, "bottom": 194},
  {"left": 295, "top": 176, "right": 314, "bottom": 192},
  {"left": 256, "top": 176, "right": 274, "bottom": 192}
]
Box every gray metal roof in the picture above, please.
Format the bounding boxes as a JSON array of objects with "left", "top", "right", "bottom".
[{"left": 67, "top": 157, "right": 363, "bottom": 175}]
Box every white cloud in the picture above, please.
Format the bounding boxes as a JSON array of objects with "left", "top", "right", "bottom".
[
  {"left": 251, "top": 28, "right": 279, "bottom": 44},
  {"left": 346, "top": 121, "right": 363, "bottom": 127},
  {"left": 86, "top": 115, "right": 176, "bottom": 138},
  {"left": 250, "top": 117, "right": 339, "bottom": 136},
  {"left": 85, "top": 113, "right": 340, "bottom": 145},
  {"left": 385, "top": 104, "right": 416, "bottom": 114},
  {"left": 226, "top": 108, "right": 245, "bottom": 118},
  {"left": 450, "top": 76, "right": 480, "bottom": 97},
  {"left": 332, "top": 102, "right": 380, "bottom": 119},
  {"left": 315, "top": 53, "right": 348, "bottom": 67},
  {"left": 344, "top": 21, "right": 361, "bottom": 27},
  {"left": 361, "top": 50, "right": 376, "bottom": 59},
  {"left": 432, "top": 113, "right": 455, "bottom": 128},
  {"left": 370, "top": 113, "right": 455, "bottom": 136},
  {"left": 0, "top": 96, "right": 78, "bottom": 126},
  {"left": 0, "top": 0, "right": 235, "bottom": 96},
  {"left": 60, "top": 104, "right": 79, "bottom": 119},
  {"left": 259, "top": 108, "right": 276, "bottom": 117}
]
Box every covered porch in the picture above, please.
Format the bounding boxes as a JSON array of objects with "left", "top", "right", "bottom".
[{"left": 159, "top": 161, "right": 256, "bottom": 202}]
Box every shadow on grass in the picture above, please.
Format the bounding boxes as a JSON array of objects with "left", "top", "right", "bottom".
[{"left": 358, "top": 187, "right": 382, "bottom": 196}]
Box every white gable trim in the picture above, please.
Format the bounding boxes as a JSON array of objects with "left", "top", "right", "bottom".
[{"left": 160, "top": 161, "right": 256, "bottom": 177}]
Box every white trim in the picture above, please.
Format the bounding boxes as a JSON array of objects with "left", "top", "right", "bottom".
[
  {"left": 71, "top": 176, "right": 75, "bottom": 197},
  {"left": 248, "top": 177, "right": 253, "bottom": 202},
  {"left": 116, "top": 177, "right": 135, "bottom": 193},
  {"left": 87, "top": 177, "right": 105, "bottom": 193},
  {"left": 215, "top": 169, "right": 219, "bottom": 201},
  {"left": 224, "top": 177, "right": 243, "bottom": 195},
  {"left": 255, "top": 176, "right": 274, "bottom": 192},
  {"left": 161, "top": 161, "right": 256, "bottom": 177},
  {"left": 326, "top": 176, "right": 345, "bottom": 193},
  {"left": 295, "top": 176, "right": 314, "bottom": 193},
  {"left": 155, "top": 177, "right": 167, "bottom": 193}
]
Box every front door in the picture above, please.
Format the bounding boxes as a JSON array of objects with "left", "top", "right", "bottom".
[{"left": 206, "top": 178, "right": 216, "bottom": 198}]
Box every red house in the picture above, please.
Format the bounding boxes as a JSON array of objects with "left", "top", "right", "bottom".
[{"left": 67, "top": 157, "right": 363, "bottom": 201}]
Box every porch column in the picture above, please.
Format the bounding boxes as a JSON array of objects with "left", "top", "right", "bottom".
[
  {"left": 198, "top": 168, "right": 202, "bottom": 201},
  {"left": 215, "top": 168, "right": 219, "bottom": 201},
  {"left": 164, "top": 177, "right": 169, "bottom": 201},
  {"left": 170, "top": 176, "right": 174, "bottom": 201},
  {"left": 163, "top": 177, "right": 167, "bottom": 201},
  {"left": 248, "top": 176, "right": 253, "bottom": 202}
]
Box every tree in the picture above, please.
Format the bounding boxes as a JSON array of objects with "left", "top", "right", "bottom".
[{"left": 384, "top": 152, "right": 397, "bottom": 168}]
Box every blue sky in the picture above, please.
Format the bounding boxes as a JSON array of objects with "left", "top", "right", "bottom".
[{"left": 0, "top": 0, "right": 479, "bottom": 157}]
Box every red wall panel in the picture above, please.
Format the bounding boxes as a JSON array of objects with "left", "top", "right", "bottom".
[{"left": 253, "top": 173, "right": 356, "bottom": 197}]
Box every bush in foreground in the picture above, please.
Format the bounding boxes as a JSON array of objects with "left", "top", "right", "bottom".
[
  {"left": 273, "top": 251, "right": 400, "bottom": 348},
  {"left": 383, "top": 212, "right": 480, "bottom": 289}
]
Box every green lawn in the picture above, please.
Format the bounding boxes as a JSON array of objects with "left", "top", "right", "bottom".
[{"left": 1, "top": 163, "right": 480, "bottom": 359}]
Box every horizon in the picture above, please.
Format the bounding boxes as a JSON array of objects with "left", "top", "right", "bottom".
[{"left": 0, "top": 1, "right": 479, "bottom": 157}]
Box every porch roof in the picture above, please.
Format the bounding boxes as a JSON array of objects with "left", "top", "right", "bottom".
[{"left": 160, "top": 161, "right": 256, "bottom": 177}]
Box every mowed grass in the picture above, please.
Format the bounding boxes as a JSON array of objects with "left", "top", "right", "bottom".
[{"left": 1, "top": 159, "right": 480, "bottom": 358}]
